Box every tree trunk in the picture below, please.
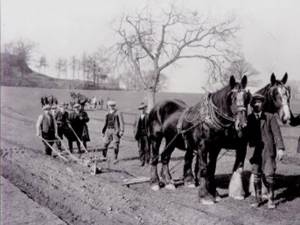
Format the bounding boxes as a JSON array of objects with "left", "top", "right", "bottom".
[{"left": 146, "top": 87, "right": 156, "bottom": 112}]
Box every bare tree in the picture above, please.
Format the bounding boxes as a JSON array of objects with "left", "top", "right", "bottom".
[
  {"left": 222, "top": 54, "right": 259, "bottom": 85},
  {"left": 37, "top": 56, "right": 48, "bottom": 73},
  {"left": 55, "top": 58, "right": 67, "bottom": 78},
  {"left": 4, "top": 39, "right": 36, "bottom": 78},
  {"left": 115, "top": 5, "right": 239, "bottom": 108},
  {"left": 69, "top": 56, "right": 78, "bottom": 80}
]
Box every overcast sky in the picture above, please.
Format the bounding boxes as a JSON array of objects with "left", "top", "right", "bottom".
[{"left": 2, "top": 0, "right": 300, "bottom": 93}]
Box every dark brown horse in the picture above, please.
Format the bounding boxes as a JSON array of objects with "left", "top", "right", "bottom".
[{"left": 148, "top": 76, "right": 251, "bottom": 200}]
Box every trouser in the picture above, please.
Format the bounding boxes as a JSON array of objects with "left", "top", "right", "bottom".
[
  {"left": 138, "top": 136, "right": 150, "bottom": 164},
  {"left": 42, "top": 132, "right": 55, "bottom": 155},
  {"left": 252, "top": 161, "right": 275, "bottom": 202},
  {"left": 102, "top": 128, "right": 120, "bottom": 159}
]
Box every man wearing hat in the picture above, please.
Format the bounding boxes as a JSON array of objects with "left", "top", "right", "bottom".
[
  {"left": 133, "top": 102, "right": 150, "bottom": 166},
  {"left": 36, "top": 104, "right": 58, "bottom": 156},
  {"left": 68, "top": 103, "right": 90, "bottom": 153},
  {"left": 55, "top": 103, "right": 72, "bottom": 151},
  {"left": 247, "top": 93, "right": 285, "bottom": 209},
  {"left": 102, "top": 100, "right": 124, "bottom": 163}
]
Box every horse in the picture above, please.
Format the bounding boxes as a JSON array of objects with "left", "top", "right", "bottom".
[
  {"left": 148, "top": 75, "right": 251, "bottom": 202},
  {"left": 256, "top": 73, "right": 291, "bottom": 123}
]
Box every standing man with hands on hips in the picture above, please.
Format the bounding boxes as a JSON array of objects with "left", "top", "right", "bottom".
[{"left": 101, "top": 100, "right": 125, "bottom": 164}]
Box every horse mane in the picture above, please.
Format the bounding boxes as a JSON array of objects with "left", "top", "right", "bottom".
[{"left": 210, "top": 85, "right": 232, "bottom": 116}]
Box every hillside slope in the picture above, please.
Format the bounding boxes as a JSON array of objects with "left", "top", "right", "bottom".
[{"left": 0, "top": 53, "right": 120, "bottom": 89}]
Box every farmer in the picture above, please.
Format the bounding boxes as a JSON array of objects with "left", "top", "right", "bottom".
[
  {"left": 68, "top": 103, "right": 90, "bottom": 153},
  {"left": 55, "top": 103, "right": 71, "bottom": 151},
  {"left": 36, "top": 104, "right": 58, "bottom": 156},
  {"left": 101, "top": 100, "right": 124, "bottom": 163},
  {"left": 247, "top": 93, "right": 285, "bottom": 209},
  {"left": 133, "top": 102, "right": 150, "bottom": 166}
]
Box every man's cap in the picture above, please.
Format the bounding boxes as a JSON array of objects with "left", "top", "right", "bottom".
[
  {"left": 138, "top": 102, "right": 147, "bottom": 110},
  {"left": 73, "top": 103, "right": 80, "bottom": 108},
  {"left": 107, "top": 100, "right": 116, "bottom": 106},
  {"left": 251, "top": 93, "right": 265, "bottom": 105},
  {"left": 42, "top": 104, "right": 51, "bottom": 110}
]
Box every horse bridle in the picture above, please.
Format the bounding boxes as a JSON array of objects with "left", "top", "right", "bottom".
[{"left": 268, "top": 84, "right": 290, "bottom": 109}]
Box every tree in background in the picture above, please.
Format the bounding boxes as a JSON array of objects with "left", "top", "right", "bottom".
[
  {"left": 69, "top": 56, "right": 78, "bottom": 80},
  {"left": 115, "top": 4, "right": 239, "bottom": 109},
  {"left": 37, "top": 56, "right": 48, "bottom": 73},
  {"left": 55, "top": 58, "right": 67, "bottom": 78},
  {"left": 3, "top": 39, "right": 36, "bottom": 78},
  {"left": 221, "top": 54, "right": 259, "bottom": 85}
]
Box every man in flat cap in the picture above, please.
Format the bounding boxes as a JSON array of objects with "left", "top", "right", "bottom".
[
  {"left": 36, "top": 104, "right": 58, "bottom": 156},
  {"left": 133, "top": 102, "right": 150, "bottom": 166},
  {"left": 102, "top": 100, "right": 124, "bottom": 163},
  {"left": 247, "top": 93, "right": 285, "bottom": 209},
  {"left": 68, "top": 103, "right": 90, "bottom": 153}
]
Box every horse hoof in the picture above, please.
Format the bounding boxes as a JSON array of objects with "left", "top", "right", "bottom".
[
  {"left": 165, "top": 183, "right": 176, "bottom": 190},
  {"left": 200, "top": 198, "right": 215, "bottom": 205},
  {"left": 215, "top": 195, "right": 222, "bottom": 202},
  {"left": 151, "top": 184, "right": 160, "bottom": 191},
  {"left": 185, "top": 183, "right": 196, "bottom": 188}
]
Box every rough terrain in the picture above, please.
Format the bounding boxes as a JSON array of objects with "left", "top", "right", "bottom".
[{"left": 1, "top": 86, "right": 300, "bottom": 225}]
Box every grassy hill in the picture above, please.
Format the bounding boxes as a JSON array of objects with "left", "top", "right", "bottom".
[{"left": 0, "top": 52, "right": 120, "bottom": 90}]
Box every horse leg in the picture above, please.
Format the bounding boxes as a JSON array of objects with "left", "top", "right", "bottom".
[
  {"left": 232, "top": 141, "right": 247, "bottom": 172},
  {"left": 207, "top": 146, "right": 221, "bottom": 201},
  {"left": 160, "top": 139, "right": 176, "bottom": 190},
  {"left": 150, "top": 135, "right": 162, "bottom": 191},
  {"left": 229, "top": 142, "right": 247, "bottom": 199},
  {"left": 197, "top": 140, "right": 215, "bottom": 205},
  {"left": 183, "top": 142, "right": 195, "bottom": 188}
]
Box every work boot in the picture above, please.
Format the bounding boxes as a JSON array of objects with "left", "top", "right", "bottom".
[
  {"left": 251, "top": 182, "right": 263, "bottom": 208},
  {"left": 267, "top": 187, "right": 276, "bottom": 209}
]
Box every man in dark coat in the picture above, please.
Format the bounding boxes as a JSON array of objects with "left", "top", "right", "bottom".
[
  {"left": 102, "top": 100, "right": 124, "bottom": 163},
  {"left": 36, "top": 104, "right": 57, "bottom": 156},
  {"left": 68, "top": 103, "right": 90, "bottom": 153},
  {"left": 55, "top": 103, "right": 72, "bottom": 151},
  {"left": 133, "top": 102, "right": 150, "bottom": 166},
  {"left": 247, "top": 94, "right": 285, "bottom": 209}
]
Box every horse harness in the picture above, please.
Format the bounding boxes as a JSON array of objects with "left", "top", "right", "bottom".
[{"left": 177, "top": 94, "right": 236, "bottom": 134}]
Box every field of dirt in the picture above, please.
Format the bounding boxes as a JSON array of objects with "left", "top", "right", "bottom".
[{"left": 1, "top": 86, "right": 300, "bottom": 225}]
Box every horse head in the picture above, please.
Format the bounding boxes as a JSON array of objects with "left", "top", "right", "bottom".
[
  {"left": 227, "top": 75, "right": 251, "bottom": 133},
  {"left": 258, "top": 73, "right": 291, "bottom": 123},
  {"left": 211, "top": 75, "right": 250, "bottom": 136}
]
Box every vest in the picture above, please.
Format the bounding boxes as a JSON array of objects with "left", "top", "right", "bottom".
[
  {"left": 107, "top": 113, "right": 116, "bottom": 128},
  {"left": 41, "top": 114, "right": 55, "bottom": 133}
]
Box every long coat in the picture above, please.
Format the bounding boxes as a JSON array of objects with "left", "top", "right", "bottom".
[
  {"left": 133, "top": 113, "right": 149, "bottom": 141},
  {"left": 247, "top": 112, "right": 285, "bottom": 174},
  {"left": 69, "top": 110, "right": 90, "bottom": 142}
]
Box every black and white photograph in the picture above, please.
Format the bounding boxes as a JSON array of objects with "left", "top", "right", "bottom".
[{"left": 1, "top": 0, "right": 300, "bottom": 224}]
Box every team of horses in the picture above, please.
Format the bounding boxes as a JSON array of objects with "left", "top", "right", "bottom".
[{"left": 147, "top": 73, "right": 291, "bottom": 204}]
